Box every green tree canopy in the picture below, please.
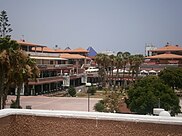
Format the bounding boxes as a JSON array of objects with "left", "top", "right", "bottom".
[
  {"left": 126, "top": 76, "right": 180, "bottom": 115},
  {"left": 94, "top": 92, "right": 121, "bottom": 113},
  {"left": 158, "top": 67, "right": 182, "bottom": 90},
  {"left": 0, "top": 10, "right": 12, "bottom": 38},
  {"left": 0, "top": 37, "right": 40, "bottom": 109},
  {"left": 0, "top": 10, "right": 40, "bottom": 109}
]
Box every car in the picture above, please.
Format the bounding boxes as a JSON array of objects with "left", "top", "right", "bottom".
[{"left": 85, "top": 67, "right": 99, "bottom": 73}]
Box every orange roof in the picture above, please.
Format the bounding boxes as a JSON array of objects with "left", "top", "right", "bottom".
[
  {"left": 150, "top": 45, "right": 182, "bottom": 52},
  {"left": 31, "top": 46, "right": 88, "bottom": 53},
  {"left": 146, "top": 53, "right": 182, "bottom": 59},
  {"left": 60, "top": 53, "right": 90, "bottom": 59},
  {"left": 60, "top": 48, "right": 88, "bottom": 53},
  {"left": 54, "top": 48, "right": 64, "bottom": 52},
  {"left": 73, "top": 48, "right": 89, "bottom": 52},
  {"left": 32, "top": 47, "right": 55, "bottom": 52},
  {"left": 17, "top": 40, "right": 46, "bottom": 47}
]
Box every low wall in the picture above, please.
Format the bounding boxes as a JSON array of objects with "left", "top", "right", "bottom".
[{"left": 0, "top": 109, "right": 182, "bottom": 136}]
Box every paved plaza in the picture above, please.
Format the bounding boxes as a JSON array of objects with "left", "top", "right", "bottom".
[
  {"left": 6, "top": 96, "right": 101, "bottom": 112},
  {"left": 5, "top": 96, "right": 182, "bottom": 113}
]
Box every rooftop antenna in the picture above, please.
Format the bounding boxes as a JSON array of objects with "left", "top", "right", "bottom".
[
  {"left": 21, "top": 35, "right": 25, "bottom": 42},
  {"left": 158, "top": 98, "right": 160, "bottom": 108},
  {"left": 55, "top": 45, "right": 58, "bottom": 49}
]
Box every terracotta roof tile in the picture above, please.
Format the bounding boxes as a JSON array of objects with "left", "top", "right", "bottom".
[
  {"left": 60, "top": 48, "right": 88, "bottom": 53},
  {"left": 30, "top": 45, "right": 88, "bottom": 53},
  {"left": 17, "top": 40, "right": 46, "bottom": 47},
  {"left": 151, "top": 45, "right": 182, "bottom": 52},
  {"left": 73, "top": 48, "right": 88, "bottom": 52},
  {"left": 32, "top": 47, "right": 55, "bottom": 52},
  {"left": 60, "top": 53, "right": 90, "bottom": 59},
  {"left": 146, "top": 53, "right": 182, "bottom": 59},
  {"left": 54, "top": 49, "right": 64, "bottom": 52}
]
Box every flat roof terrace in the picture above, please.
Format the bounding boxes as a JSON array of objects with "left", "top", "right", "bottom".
[{"left": 0, "top": 109, "right": 182, "bottom": 136}]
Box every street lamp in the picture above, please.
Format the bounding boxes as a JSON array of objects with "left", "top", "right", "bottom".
[
  {"left": 158, "top": 98, "right": 160, "bottom": 108},
  {"left": 86, "top": 82, "right": 91, "bottom": 112}
]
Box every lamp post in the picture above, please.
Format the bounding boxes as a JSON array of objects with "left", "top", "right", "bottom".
[
  {"left": 86, "top": 83, "right": 91, "bottom": 112},
  {"left": 158, "top": 98, "right": 160, "bottom": 108}
]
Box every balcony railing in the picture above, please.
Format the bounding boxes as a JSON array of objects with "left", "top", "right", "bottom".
[
  {"left": 37, "top": 64, "right": 74, "bottom": 69},
  {"left": 27, "top": 51, "right": 60, "bottom": 57}
]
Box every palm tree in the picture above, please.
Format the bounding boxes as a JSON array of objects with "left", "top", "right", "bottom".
[
  {"left": 95, "top": 53, "right": 110, "bottom": 88},
  {"left": 132, "top": 54, "right": 144, "bottom": 80},
  {"left": 95, "top": 53, "right": 105, "bottom": 87},
  {"left": 128, "top": 55, "right": 135, "bottom": 82},
  {"left": 0, "top": 50, "right": 10, "bottom": 109},
  {"left": 0, "top": 38, "right": 39, "bottom": 109},
  {"left": 115, "top": 52, "right": 124, "bottom": 88},
  {"left": 122, "top": 52, "right": 130, "bottom": 89},
  {"left": 0, "top": 38, "right": 19, "bottom": 109},
  {"left": 109, "top": 54, "right": 116, "bottom": 89},
  {"left": 11, "top": 49, "right": 39, "bottom": 108}
]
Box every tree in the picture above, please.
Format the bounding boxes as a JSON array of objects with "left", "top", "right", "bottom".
[
  {"left": 128, "top": 55, "right": 135, "bottom": 82},
  {"left": 0, "top": 37, "right": 20, "bottom": 109},
  {"left": 95, "top": 53, "right": 110, "bottom": 87},
  {"left": 94, "top": 92, "right": 121, "bottom": 113},
  {"left": 0, "top": 10, "right": 13, "bottom": 109},
  {"left": 130, "top": 54, "right": 144, "bottom": 80},
  {"left": 126, "top": 76, "right": 181, "bottom": 115},
  {"left": 0, "top": 37, "right": 40, "bottom": 109},
  {"left": 87, "top": 85, "right": 96, "bottom": 95},
  {"left": 0, "top": 10, "right": 39, "bottom": 109},
  {"left": 12, "top": 50, "right": 39, "bottom": 108},
  {"left": 108, "top": 54, "right": 116, "bottom": 89},
  {"left": 121, "top": 52, "right": 130, "bottom": 89},
  {"left": 115, "top": 52, "right": 124, "bottom": 87},
  {"left": 158, "top": 67, "right": 182, "bottom": 90},
  {"left": 0, "top": 10, "right": 12, "bottom": 38}
]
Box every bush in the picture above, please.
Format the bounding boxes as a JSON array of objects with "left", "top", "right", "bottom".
[
  {"left": 94, "top": 100, "right": 105, "bottom": 112},
  {"left": 10, "top": 100, "right": 22, "bottom": 109},
  {"left": 94, "top": 92, "right": 121, "bottom": 113},
  {"left": 68, "top": 86, "right": 76, "bottom": 97},
  {"left": 87, "top": 85, "right": 97, "bottom": 95}
]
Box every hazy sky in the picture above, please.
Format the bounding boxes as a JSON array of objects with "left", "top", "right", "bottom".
[{"left": 1, "top": 0, "right": 182, "bottom": 54}]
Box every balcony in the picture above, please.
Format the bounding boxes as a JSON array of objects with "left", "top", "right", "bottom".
[
  {"left": 28, "top": 76, "right": 64, "bottom": 85},
  {"left": 37, "top": 64, "right": 74, "bottom": 69},
  {"left": 27, "top": 51, "right": 60, "bottom": 57}
]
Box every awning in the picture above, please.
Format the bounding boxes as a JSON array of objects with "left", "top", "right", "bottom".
[
  {"left": 140, "top": 70, "right": 148, "bottom": 74},
  {"left": 149, "top": 70, "right": 157, "bottom": 73}
]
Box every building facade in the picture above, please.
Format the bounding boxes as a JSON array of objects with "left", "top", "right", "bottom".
[{"left": 12, "top": 40, "right": 96, "bottom": 96}]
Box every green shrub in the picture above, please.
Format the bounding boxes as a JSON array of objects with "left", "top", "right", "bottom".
[
  {"left": 94, "top": 100, "right": 104, "bottom": 112},
  {"left": 10, "top": 100, "right": 22, "bottom": 109},
  {"left": 68, "top": 86, "right": 76, "bottom": 97},
  {"left": 87, "top": 85, "right": 97, "bottom": 95}
]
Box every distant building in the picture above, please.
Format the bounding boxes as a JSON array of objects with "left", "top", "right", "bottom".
[
  {"left": 87, "top": 46, "right": 97, "bottom": 58},
  {"left": 101, "top": 50, "right": 116, "bottom": 56},
  {"left": 11, "top": 40, "right": 95, "bottom": 96},
  {"left": 145, "top": 44, "right": 157, "bottom": 57},
  {"left": 145, "top": 43, "right": 182, "bottom": 65}
]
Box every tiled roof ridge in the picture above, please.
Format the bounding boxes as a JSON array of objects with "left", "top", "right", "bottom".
[
  {"left": 151, "top": 44, "right": 182, "bottom": 52},
  {"left": 146, "top": 53, "right": 182, "bottom": 59}
]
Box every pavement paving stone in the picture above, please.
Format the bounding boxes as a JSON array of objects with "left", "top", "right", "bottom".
[{"left": 6, "top": 95, "right": 101, "bottom": 112}]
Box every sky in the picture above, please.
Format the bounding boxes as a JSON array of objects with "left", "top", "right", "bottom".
[{"left": 1, "top": 0, "right": 182, "bottom": 54}]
